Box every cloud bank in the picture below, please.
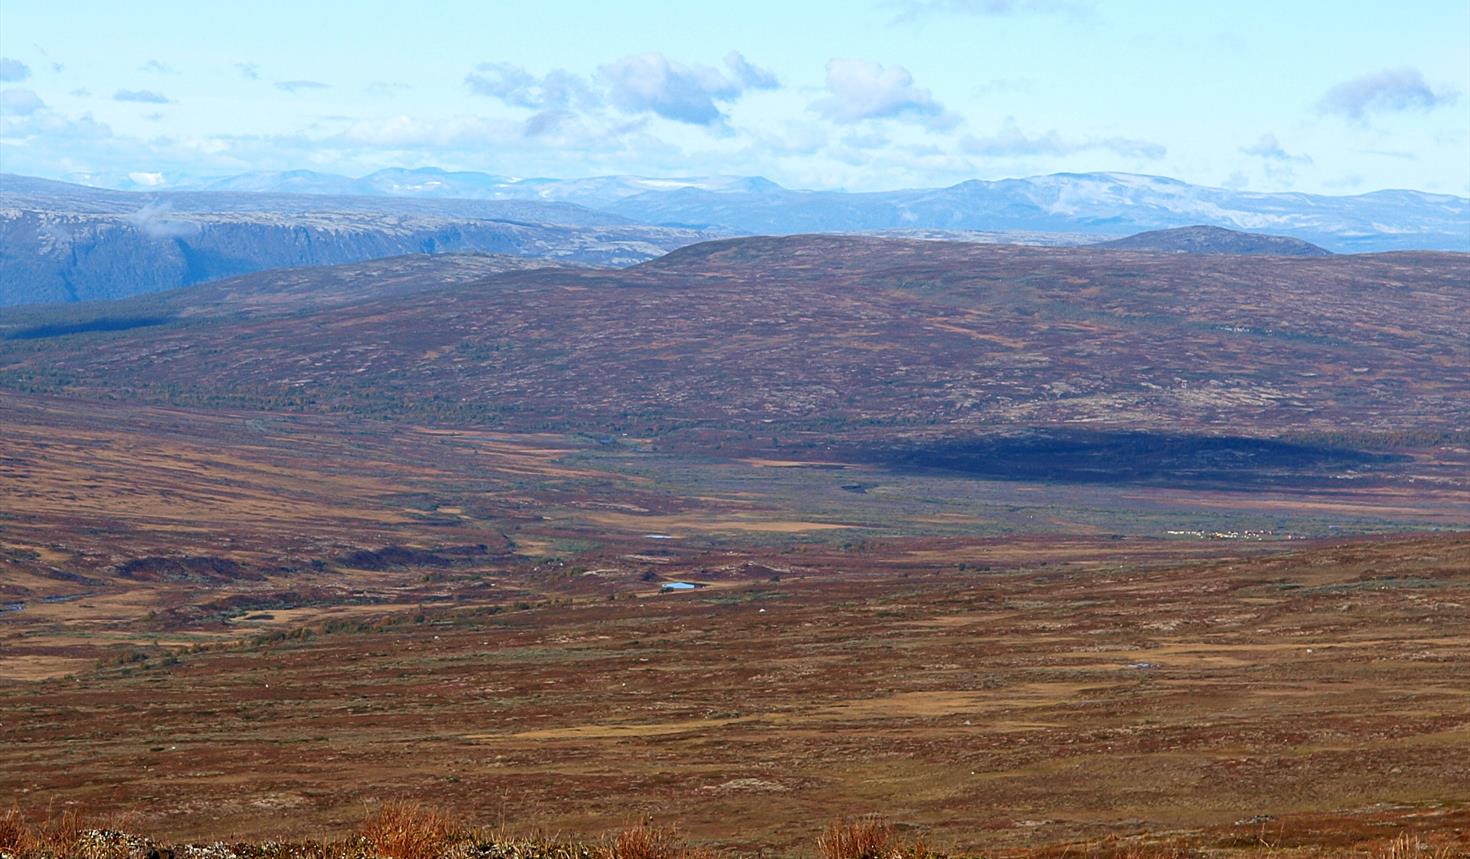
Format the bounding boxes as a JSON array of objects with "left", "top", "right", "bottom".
[{"left": 466, "top": 51, "right": 778, "bottom": 128}]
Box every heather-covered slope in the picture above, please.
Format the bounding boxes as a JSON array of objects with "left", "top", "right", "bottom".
[
  {"left": 4, "top": 235, "right": 1462, "bottom": 446},
  {"left": 1092, "top": 224, "right": 1333, "bottom": 256}
]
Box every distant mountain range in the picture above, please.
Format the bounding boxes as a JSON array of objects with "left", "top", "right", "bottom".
[
  {"left": 0, "top": 175, "right": 712, "bottom": 305},
  {"left": 4, "top": 167, "right": 1466, "bottom": 306},
  {"left": 109, "top": 166, "right": 1470, "bottom": 254}
]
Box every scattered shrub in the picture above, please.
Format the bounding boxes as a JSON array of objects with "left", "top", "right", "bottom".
[
  {"left": 607, "top": 821, "right": 681, "bottom": 859},
  {"left": 0, "top": 807, "right": 88, "bottom": 858},
  {"left": 359, "top": 800, "right": 456, "bottom": 859},
  {"left": 0, "top": 807, "right": 25, "bottom": 854},
  {"left": 818, "top": 816, "right": 920, "bottom": 859}
]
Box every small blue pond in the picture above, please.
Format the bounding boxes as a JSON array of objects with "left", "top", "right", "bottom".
[{"left": 660, "top": 581, "right": 701, "bottom": 592}]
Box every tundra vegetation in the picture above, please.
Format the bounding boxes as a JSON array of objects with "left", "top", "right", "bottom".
[{"left": 1, "top": 238, "right": 1466, "bottom": 854}]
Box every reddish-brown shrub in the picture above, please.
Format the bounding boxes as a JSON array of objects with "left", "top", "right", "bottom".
[
  {"left": 607, "top": 821, "right": 681, "bottom": 859},
  {"left": 0, "top": 807, "right": 27, "bottom": 854},
  {"left": 359, "top": 800, "right": 456, "bottom": 859},
  {"left": 818, "top": 816, "right": 902, "bottom": 859}
]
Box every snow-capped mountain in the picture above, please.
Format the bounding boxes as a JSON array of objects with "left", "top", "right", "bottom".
[
  {"left": 603, "top": 172, "right": 1470, "bottom": 252},
  {"left": 160, "top": 168, "right": 774, "bottom": 210},
  {"left": 64, "top": 168, "right": 1470, "bottom": 252},
  {"left": 60, "top": 166, "right": 1470, "bottom": 250}
]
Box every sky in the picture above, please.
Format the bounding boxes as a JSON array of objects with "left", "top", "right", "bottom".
[{"left": 1, "top": 0, "right": 1467, "bottom": 194}]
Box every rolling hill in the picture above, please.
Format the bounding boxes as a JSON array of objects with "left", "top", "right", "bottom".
[
  {"left": 1092, "top": 224, "right": 1333, "bottom": 256},
  {"left": 3, "top": 235, "right": 1464, "bottom": 454}
]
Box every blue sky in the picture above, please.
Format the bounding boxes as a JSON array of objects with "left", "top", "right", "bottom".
[{"left": 1, "top": 0, "right": 1467, "bottom": 194}]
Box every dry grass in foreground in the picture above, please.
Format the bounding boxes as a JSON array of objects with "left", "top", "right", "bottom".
[{"left": 1, "top": 805, "right": 1467, "bottom": 859}]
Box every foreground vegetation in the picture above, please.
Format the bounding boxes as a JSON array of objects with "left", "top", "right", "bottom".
[{"left": 2, "top": 806, "right": 1465, "bottom": 859}]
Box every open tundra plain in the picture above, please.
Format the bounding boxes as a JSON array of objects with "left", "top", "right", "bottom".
[{"left": 1, "top": 237, "right": 1468, "bottom": 855}]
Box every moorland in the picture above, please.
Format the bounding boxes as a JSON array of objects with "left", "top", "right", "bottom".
[{"left": 1, "top": 235, "right": 1467, "bottom": 856}]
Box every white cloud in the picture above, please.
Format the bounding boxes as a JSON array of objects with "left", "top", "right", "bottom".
[
  {"left": 811, "top": 59, "right": 956, "bottom": 129},
  {"left": 1238, "top": 133, "right": 1312, "bottom": 186},
  {"left": 0, "top": 101, "right": 112, "bottom": 143},
  {"left": 467, "top": 52, "right": 774, "bottom": 128},
  {"left": 0, "top": 88, "right": 45, "bottom": 116},
  {"left": 114, "top": 89, "right": 172, "bottom": 104},
  {"left": 1317, "top": 67, "right": 1458, "bottom": 122},
  {"left": 599, "top": 52, "right": 763, "bottom": 127},
  {"left": 1241, "top": 133, "right": 1310, "bottom": 164},
  {"left": 465, "top": 63, "right": 598, "bottom": 110},
  {"left": 125, "top": 202, "right": 201, "bottom": 239},
  {"left": 724, "top": 52, "right": 779, "bottom": 90},
  {"left": 0, "top": 57, "right": 31, "bottom": 82}
]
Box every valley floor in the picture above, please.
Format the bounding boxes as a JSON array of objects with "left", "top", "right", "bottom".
[{"left": 4, "top": 534, "right": 1468, "bottom": 853}]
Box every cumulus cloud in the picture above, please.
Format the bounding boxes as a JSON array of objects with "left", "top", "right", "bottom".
[
  {"left": 125, "top": 203, "right": 201, "bottom": 240},
  {"left": 114, "top": 89, "right": 172, "bottom": 103},
  {"left": 598, "top": 52, "right": 753, "bottom": 126},
  {"left": 0, "top": 86, "right": 114, "bottom": 144},
  {"left": 724, "top": 51, "right": 779, "bottom": 90},
  {"left": 139, "top": 59, "right": 175, "bottom": 74},
  {"left": 465, "top": 63, "right": 598, "bottom": 110},
  {"left": 962, "top": 120, "right": 1164, "bottom": 158},
  {"left": 0, "top": 88, "right": 45, "bottom": 116},
  {"left": 467, "top": 52, "right": 776, "bottom": 128},
  {"left": 523, "top": 108, "right": 577, "bottom": 137},
  {"left": 812, "top": 59, "right": 956, "bottom": 129},
  {"left": 0, "top": 57, "right": 31, "bottom": 82},
  {"left": 1239, "top": 133, "right": 1311, "bottom": 185},
  {"left": 275, "top": 80, "right": 329, "bottom": 93},
  {"left": 1317, "top": 67, "right": 1458, "bottom": 121},
  {"left": 1240, "top": 133, "right": 1310, "bottom": 164},
  {"left": 234, "top": 62, "right": 260, "bottom": 80}
]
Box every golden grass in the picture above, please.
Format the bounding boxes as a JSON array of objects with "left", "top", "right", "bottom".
[
  {"left": 0, "top": 807, "right": 86, "bottom": 859},
  {"left": 603, "top": 821, "right": 723, "bottom": 859},
  {"left": 818, "top": 816, "right": 928, "bottom": 859},
  {"left": 0, "top": 805, "right": 1465, "bottom": 859},
  {"left": 1012, "top": 830, "right": 1467, "bottom": 858},
  {"left": 359, "top": 800, "right": 458, "bottom": 859},
  {"left": 607, "top": 821, "right": 682, "bottom": 859},
  {"left": 1371, "top": 833, "right": 1460, "bottom": 859}
]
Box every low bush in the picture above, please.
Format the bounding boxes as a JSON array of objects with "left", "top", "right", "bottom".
[{"left": 359, "top": 800, "right": 457, "bottom": 859}]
